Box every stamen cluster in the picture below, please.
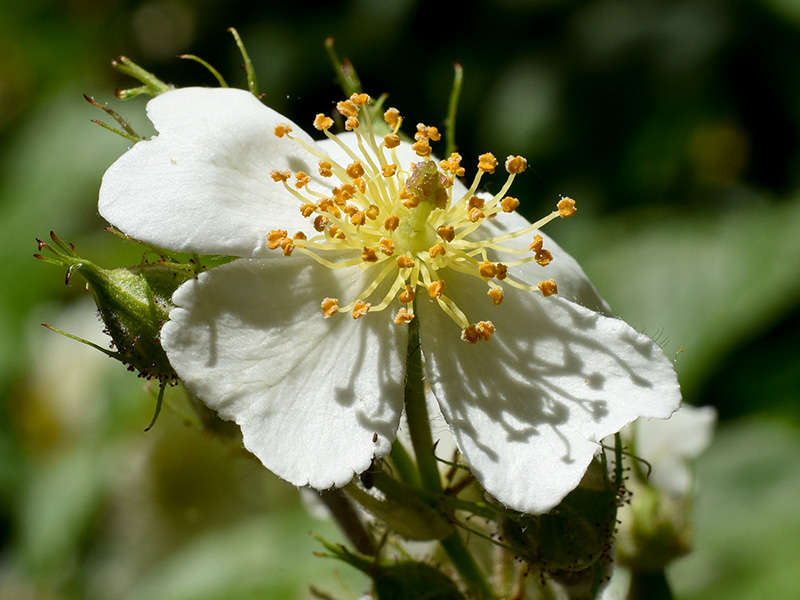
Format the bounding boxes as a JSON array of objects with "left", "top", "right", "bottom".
[{"left": 268, "top": 94, "right": 576, "bottom": 342}]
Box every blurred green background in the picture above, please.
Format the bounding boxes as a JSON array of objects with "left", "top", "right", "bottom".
[{"left": 2, "top": 0, "right": 800, "bottom": 598}]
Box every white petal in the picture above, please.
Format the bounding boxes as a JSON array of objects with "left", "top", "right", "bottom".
[
  {"left": 161, "top": 255, "right": 407, "bottom": 489},
  {"left": 478, "top": 209, "right": 610, "bottom": 313},
  {"left": 635, "top": 404, "right": 716, "bottom": 495},
  {"left": 418, "top": 268, "right": 681, "bottom": 514},
  {"left": 100, "top": 87, "right": 326, "bottom": 256}
]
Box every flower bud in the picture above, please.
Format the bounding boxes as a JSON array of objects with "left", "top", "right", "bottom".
[{"left": 499, "top": 457, "right": 619, "bottom": 573}]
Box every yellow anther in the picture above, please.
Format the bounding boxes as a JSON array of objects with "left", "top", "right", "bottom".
[
  {"left": 495, "top": 263, "right": 508, "bottom": 280},
  {"left": 378, "top": 238, "right": 395, "bottom": 255},
  {"left": 461, "top": 321, "right": 495, "bottom": 344},
  {"left": 353, "top": 177, "right": 366, "bottom": 193},
  {"left": 488, "top": 288, "right": 504, "bottom": 305},
  {"left": 437, "top": 225, "right": 455, "bottom": 242},
  {"left": 415, "top": 123, "right": 428, "bottom": 141},
  {"left": 345, "top": 116, "right": 360, "bottom": 130},
  {"left": 440, "top": 153, "right": 465, "bottom": 177},
  {"left": 336, "top": 99, "right": 358, "bottom": 117},
  {"left": 479, "top": 260, "right": 497, "bottom": 278},
  {"left": 429, "top": 244, "right": 446, "bottom": 259},
  {"left": 351, "top": 210, "right": 366, "bottom": 226},
  {"left": 273, "top": 124, "right": 292, "bottom": 138},
  {"left": 505, "top": 155, "right": 528, "bottom": 174},
  {"left": 394, "top": 308, "right": 414, "bottom": 324},
  {"left": 381, "top": 163, "right": 398, "bottom": 177},
  {"left": 365, "top": 204, "right": 380, "bottom": 220},
  {"left": 477, "top": 321, "right": 495, "bottom": 340},
  {"left": 318, "top": 199, "right": 341, "bottom": 218},
  {"left": 346, "top": 161, "right": 365, "bottom": 179},
  {"left": 401, "top": 191, "right": 420, "bottom": 209},
  {"left": 478, "top": 152, "right": 498, "bottom": 174},
  {"left": 313, "top": 113, "right": 334, "bottom": 130},
  {"left": 538, "top": 279, "right": 558, "bottom": 296},
  {"left": 361, "top": 247, "right": 378, "bottom": 262},
  {"left": 412, "top": 139, "right": 432, "bottom": 157},
  {"left": 468, "top": 196, "right": 485, "bottom": 209},
  {"left": 399, "top": 285, "right": 415, "bottom": 303},
  {"left": 383, "top": 214, "right": 400, "bottom": 231},
  {"left": 397, "top": 255, "right": 415, "bottom": 269},
  {"left": 350, "top": 93, "right": 370, "bottom": 106},
  {"left": 321, "top": 298, "right": 339, "bottom": 318},
  {"left": 270, "top": 170, "right": 291, "bottom": 182},
  {"left": 279, "top": 239, "right": 295, "bottom": 256},
  {"left": 352, "top": 301, "right": 371, "bottom": 319},
  {"left": 300, "top": 203, "right": 317, "bottom": 217},
  {"left": 529, "top": 234, "right": 554, "bottom": 266},
  {"left": 427, "top": 126, "right": 441, "bottom": 141},
  {"left": 428, "top": 280, "right": 445, "bottom": 298},
  {"left": 313, "top": 215, "right": 328, "bottom": 231},
  {"left": 384, "top": 107, "right": 402, "bottom": 129},
  {"left": 294, "top": 171, "right": 311, "bottom": 189},
  {"left": 384, "top": 134, "right": 401, "bottom": 149},
  {"left": 267, "top": 229, "right": 288, "bottom": 250},
  {"left": 293, "top": 231, "right": 307, "bottom": 240},
  {"left": 318, "top": 160, "right": 333, "bottom": 177},
  {"left": 500, "top": 196, "right": 520, "bottom": 212},
  {"left": 334, "top": 184, "right": 355, "bottom": 202},
  {"left": 342, "top": 205, "right": 358, "bottom": 217},
  {"left": 468, "top": 207, "right": 485, "bottom": 222},
  {"left": 328, "top": 224, "right": 346, "bottom": 239},
  {"left": 558, "top": 197, "right": 577, "bottom": 217}
]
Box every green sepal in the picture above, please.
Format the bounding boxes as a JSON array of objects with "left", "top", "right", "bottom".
[
  {"left": 315, "top": 536, "right": 466, "bottom": 600},
  {"left": 500, "top": 457, "right": 619, "bottom": 573},
  {"left": 344, "top": 470, "right": 453, "bottom": 541}
]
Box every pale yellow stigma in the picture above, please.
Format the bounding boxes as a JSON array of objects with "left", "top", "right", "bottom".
[{"left": 268, "top": 95, "right": 576, "bottom": 341}]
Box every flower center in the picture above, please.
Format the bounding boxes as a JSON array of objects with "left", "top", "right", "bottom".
[{"left": 269, "top": 93, "right": 577, "bottom": 342}]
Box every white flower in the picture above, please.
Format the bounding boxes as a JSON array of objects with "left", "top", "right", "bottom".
[{"left": 98, "top": 87, "right": 681, "bottom": 514}]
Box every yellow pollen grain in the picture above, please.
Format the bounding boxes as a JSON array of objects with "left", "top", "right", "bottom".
[
  {"left": 267, "top": 229, "right": 287, "bottom": 250},
  {"left": 500, "top": 196, "right": 520, "bottom": 212},
  {"left": 313, "top": 113, "right": 333, "bottom": 130},
  {"left": 558, "top": 197, "right": 577, "bottom": 217},
  {"left": 294, "top": 171, "right": 310, "bottom": 189},
  {"left": 384, "top": 107, "right": 401, "bottom": 129},
  {"left": 350, "top": 93, "right": 370, "bottom": 106},
  {"left": 399, "top": 285, "right": 415, "bottom": 303},
  {"left": 478, "top": 152, "right": 498, "bottom": 173},
  {"left": 321, "top": 298, "right": 339, "bottom": 318},
  {"left": 384, "top": 134, "right": 401, "bottom": 149},
  {"left": 273, "top": 124, "right": 292, "bottom": 138},
  {"left": 361, "top": 247, "right": 378, "bottom": 262},
  {"left": 346, "top": 161, "right": 364, "bottom": 179},
  {"left": 318, "top": 160, "right": 333, "bottom": 177},
  {"left": 538, "top": 279, "right": 558, "bottom": 296},
  {"left": 397, "top": 255, "right": 415, "bottom": 269},
  {"left": 437, "top": 225, "right": 455, "bottom": 242},
  {"left": 429, "top": 280, "right": 445, "bottom": 298},
  {"left": 468, "top": 207, "right": 485, "bottom": 222},
  {"left": 345, "top": 116, "right": 360, "bottom": 130},
  {"left": 382, "top": 163, "right": 398, "bottom": 177},
  {"left": 488, "top": 288, "right": 504, "bottom": 305},
  {"left": 271, "top": 170, "right": 290, "bottom": 182},
  {"left": 394, "top": 308, "right": 414, "bottom": 324},
  {"left": 479, "top": 260, "right": 497, "bottom": 278},
  {"left": 505, "top": 155, "right": 528, "bottom": 174},
  {"left": 336, "top": 99, "right": 358, "bottom": 117},
  {"left": 384, "top": 214, "right": 400, "bottom": 231},
  {"left": 365, "top": 204, "right": 380, "bottom": 220},
  {"left": 429, "top": 244, "right": 446, "bottom": 259},
  {"left": 412, "top": 139, "right": 432, "bottom": 157},
  {"left": 379, "top": 238, "right": 395, "bottom": 255},
  {"left": 352, "top": 301, "right": 371, "bottom": 319}
]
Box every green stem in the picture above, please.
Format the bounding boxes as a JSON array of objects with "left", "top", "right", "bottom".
[
  {"left": 403, "top": 315, "right": 494, "bottom": 599},
  {"left": 627, "top": 569, "right": 674, "bottom": 600},
  {"left": 445, "top": 62, "right": 463, "bottom": 158}
]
